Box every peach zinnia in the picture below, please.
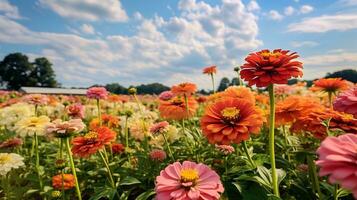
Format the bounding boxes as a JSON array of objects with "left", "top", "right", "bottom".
[
  {"left": 171, "top": 82, "right": 197, "bottom": 96},
  {"left": 201, "top": 98, "right": 263, "bottom": 144},
  {"left": 240, "top": 49, "right": 303, "bottom": 87},
  {"left": 155, "top": 161, "right": 224, "bottom": 200},
  {"left": 159, "top": 96, "right": 198, "bottom": 120}
]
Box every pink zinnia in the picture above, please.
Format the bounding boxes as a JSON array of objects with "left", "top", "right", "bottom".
[
  {"left": 215, "top": 145, "right": 235, "bottom": 155},
  {"left": 155, "top": 161, "right": 224, "bottom": 200},
  {"left": 150, "top": 121, "right": 169, "bottom": 136},
  {"left": 67, "top": 103, "right": 85, "bottom": 119},
  {"left": 149, "top": 149, "right": 167, "bottom": 162},
  {"left": 316, "top": 134, "right": 357, "bottom": 198},
  {"left": 46, "top": 119, "right": 86, "bottom": 138},
  {"left": 86, "top": 87, "right": 108, "bottom": 100},
  {"left": 333, "top": 86, "right": 357, "bottom": 118},
  {"left": 23, "top": 94, "right": 49, "bottom": 105},
  {"left": 0, "top": 138, "right": 22, "bottom": 149},
  {"left": 159, "top": 91, "right": 174, "bottom": 101}
]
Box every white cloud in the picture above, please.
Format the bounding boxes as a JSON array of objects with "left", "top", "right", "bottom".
[
  {"left": 338, "top": 0, "right": 357, "bottom": 6},
  {"left": 268, "top": 10, "right": 283, "bottom": 21},
  {"left": 133, "top": 12, "right": 143, "bottom": 21},
  {"left": 288, "top": 14, "right": 357, "bottom": 32},
  {"left": 38, "top": 0, "right": 128, "bottom": 22},
  {"left": 300, "top": 5, "right": 314, "bottom": 14},
  {"left": 247, "top": 1, "right": 260, "bottom": 12},
  {"left": 291, "top": 41, "right": 319, "bottom": 47},
  {"left": 0, "top": 0, "right": 22, "bottom": 19},
  {"left": 79, "top": 24, "right": 95, "bottom": 35},
  {"left": 284, "top": 6, "right": 295, "bottom": 16}
]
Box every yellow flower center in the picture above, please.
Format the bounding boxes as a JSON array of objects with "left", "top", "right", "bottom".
[
  {"left": 0, "top": 155, "right": 11, "bottom": 164},
  {"left": 84, "top": 132, "right": 98, "bottom": 140},
  {"left": 260, "top": 51, "right": 282, "bottom": 59},
  {"left": 342, "top": 114, "right": 354, "bottom": 121},
  {"left": 180, "top": 168, "right": 199, "bottom": 183},
  {"left": 28, "top": 118, "right": 40, "bottom": 127},
  {"left": 221, "top": 107, "right": 240, "bottom": 120}
]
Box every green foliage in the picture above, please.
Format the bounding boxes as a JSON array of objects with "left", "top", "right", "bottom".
[
  {"left": 217, "top": 77, "right": 231, "bottom": 91},
  {"left": 325, "top": 69, "right": 357, "bottom": 83}
]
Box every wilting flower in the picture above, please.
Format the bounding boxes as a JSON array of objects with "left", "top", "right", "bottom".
[
  {"left": 149, "top": 149, "right": 167, "bottom": 162},
  {"left": 52, "top": 174, "right": 76, "bottom": 190},
  {"left": 201, "top": 98, "right": 263, "bottom": 144},
  {"left": 202, "top": 65, "right": 217, "bottom": 75},
  {"left": 89, "top": 114, "right": 120, "bottom": 130},
  {"left": 111, "top": 143, "right": 125, "bottom": 154},
  {"left": 312, "top": 78, "right": 349, "bottom": 94},
  {"left": 0, "top": 138, "right": 22, "bottom": 149},
  {"left": 171, "top": 82, "right": 197, "bottom": 96},
  {"left": 316, "top": 134, "right": 357, "bottom": 198},
  {"left": 46, "top": 119, "right": 85, "bottom": 138},
  {"left": 215, "top": 145, "right": 235, "bottom": 155},
  {"left": 150, "top": 121, "right": 169, "bottom": 136},
  {"left": 333, "top": 86, "right": 357, "bottom": 118},
  {"left": 159, "top": 96, "right": 198, "bottom": 120},
  {"left": 23, "top": 94, "right": 49, "bottom": 105},
  {"left": 0, "top": 153, "right": 25, "bottom": 176},
  {"left": 14, "top": 116, "right": 50, "bottom": 137},
  {"left": 86, "top": 87, "right": 108, "bottom": 100},
  {"left": 71, "top": 126, "right": 116, "bottom": 158},
  {"left": 155, "top": 161, "right": 224, "bottom": 200},
  {"left": 240, "top": 49, "right": 303, "bottom": 87},
  {"left": 67, "top": 103, "right": 85, "bottom": 119},
  {"left": 158, "top": 91, "right": 174, "bottom": 101}
]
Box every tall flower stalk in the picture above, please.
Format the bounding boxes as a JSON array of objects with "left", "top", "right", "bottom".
[
  {"left": 202, "top": 65, "right": 217, "bottom": 93},
  {"left": 34, "top": 132, "right": 43, "bottom": 190},
  {"left": 65, "top": 138, "right": 82, "bottom": 200}
]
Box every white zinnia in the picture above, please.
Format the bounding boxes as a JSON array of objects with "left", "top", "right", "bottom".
[{"left": 0, "top": 153, "right": 25, "bottom": 176}]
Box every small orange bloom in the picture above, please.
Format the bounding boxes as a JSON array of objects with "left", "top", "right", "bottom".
[
  {"left": 171, "top": 82, "right": 197, "bottom": 96},
  {"left": 107, "top": 94, "right": 124, "bottom": 103},
  {"left": 202, "top": 65, "right": 217, "bottom": 74},
  {"left": 52, "top": 174, "right": 75, "bottom": 190},
  {"left": 71, "top": 126, "right": 116, "bottom": 157},
  {"left": 312, "top": 78, "right": 349, "bottom": 93},
  {"left": 159, "top": 96, "right": 198, "bottom": 120},
  {"left": 240, "top": 49, "right": 303, "bottom": 87},
  {"left": 201, "top": 98, "right": 263, "bottom": 144},
  {"left": 89, "top": 114, "right": 120, "bottom": 130},
  {"left": 223, "top": 86, "right": 255, "bottom": 105}
]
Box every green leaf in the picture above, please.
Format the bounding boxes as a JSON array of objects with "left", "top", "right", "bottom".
[
  {"left": 135, "top": 189, "right": 155, "bottom": 200},
  {"left": 89, "top": 186, "right": 117, "bottom": 200},
  {"left": 119, "top": 176, "right": 141, "bottom": 186}
]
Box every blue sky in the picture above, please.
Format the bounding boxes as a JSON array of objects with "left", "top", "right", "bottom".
[{"left": 0, "top": 0, "right": 356, "bottom": 89}]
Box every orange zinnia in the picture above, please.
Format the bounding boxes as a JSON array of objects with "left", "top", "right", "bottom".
[
  {"left": 52, "top": 174, "right": 75, "bottom": 190},
  {"left": 240, "top": 49, "right": 303, "bottom": 87},
  {"left": 89, "top": 114, "right": 120, "bottom": 130},
  {"left": 312, "top": 78, "right": 349, "bottom": 93},
  {"left": 202, "top": 65, "right": 217, "bottom": 74},
  {"left": 329, "top": 112, "right": 357, "bottom": 134},
  {"left": 159, "top": 96, "right": 198, "bottom": 120},
  {"left": 171, "top": 82, "right": 197, "bottom": 96},
  {"left": 201, "top": 98, "right": 263, "bottom": 144},
  {"left": 71, "top": 126, "right": 116, "bottom": 157},
  {"left": 223, "top": 86, "right": 255, "bottom": 105}
]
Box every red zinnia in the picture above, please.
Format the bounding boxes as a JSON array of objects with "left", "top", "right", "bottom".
[
  {"left": 240, "top": 49, "right": 303, "bottom": 87},
  {"left": 202, "top": 65, "right": 217, "bottom": 74},
  {"left": 201, "top": 98, "right": 263, "bottom": 144},
  {"left": 71, "top": 126, "right": 116, "bottom": 158}
]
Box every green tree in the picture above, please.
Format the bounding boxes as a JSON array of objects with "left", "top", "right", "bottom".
[
  {"left": 217, "top": 77, "right": 230, "bottom": 91},
  {"left": 31, "top": 57, "right": 58, "bottom": 87},
  {"left": 0, "top": 53, "right": 35, "bottom": 89},
  {"left": 105, "top": 83, "right": 128, "bottom": 94},
  {"left": 231, "top": 77, "right": 239, "bottom": 86},
  {"left": 136, "top": 83, "right": 170, "bottom": 94},
  {"left": 325, "top": 69, "right": 357, "bottom": 83}
]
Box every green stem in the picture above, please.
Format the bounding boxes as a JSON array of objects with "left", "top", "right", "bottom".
[
  {"left": 328, "top": 92, "right": 333, "bottom": 108},
  {"left": 307, "top": 155, "right": 322, "bottom": 200},
  {"left": 210, "top": 74, "right": 215, "bottom": 94},
  {"left": 96, "top": 99, "right": 102, "bottom": 126},
  {"left": 333, "top": 184, "right": 338, "bottom": 200},
  {"left": 59, "top": 139, "right": 65, "bottom": 198},
  {"left": 98, "top": 151, "right": 116, "bottom": 188},
  {"left": 268, "top": 84, "right": 279, "bottom": 197},
  {"left": 65, "top": 138, "right": 82, "bottom": 200},
  {"left": 242, "top": 141, "right": 256, "bottom": 168},
  {"left": 34, "top": 132, "right": 43, "bottom": 191},
  {"left": 162, "top": 133, "right": 175, "bottom": 162},
  {"left": 237, "top": 71, "right": 243, "bottom": 86}
]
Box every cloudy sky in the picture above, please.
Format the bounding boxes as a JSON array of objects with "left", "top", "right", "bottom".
[{"left": 0, "top": 0, "right": 356, "bottom": 89}]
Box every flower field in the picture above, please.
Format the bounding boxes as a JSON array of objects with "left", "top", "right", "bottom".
[{"left": 0, "top": 50, "right": 357, "bottom": 200}]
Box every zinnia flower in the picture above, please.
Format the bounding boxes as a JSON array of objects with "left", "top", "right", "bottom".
[
  {"left": 171, "top": 82, "right": 197, "bottom": 96},
  {"left": 240, "top": 49, "right": 303, "bottom": 87},
  {"left": 14, "top": 116, "right": 50, "bottom": 137},
  {"left": 89, "top": 114, "right": 120, "bottom": 130},
  {"left": 86, "top": 87, "right": 108, "bottom": 100},
  {"left": 201, "top": 98, "right": 263, "bottom": 144},
  {"left": 316, "top": 134, "right": 357, "bottom": 198},
  {"left": 71, "top": 126, "right": 116, "bottom": 158},
  {"left": 159, "top": 96, "right": 198, "bottom": 120},
  {"left": 0, "top": 138, "right": 22, "bottom": 149},
  {"left": 149, "top": 149, "right": 167, "bottom": 162},
  {"left": 215, "top": 145, "right": 235, "bottom": 155},
  {"left": 223, "top": 86, "right": 255, "bottom": 105},
  {"left": 67, "top": 103, "right": 85, "bottom": 119},
  {"left": 111, "top": 143, "right": 125, "bottom": 154},
  {"left": 150, "top": 121, "right": 169, "bottom": 136},
  {"left": 23, "top": 94, "right": 49, "bottom": 105},
  {"left": 0, "top": 103, "right": 33, "bottom": 131},
  {"left": 159, "top": 91, "right": 174, "bottom": 101},
  {"left": 155, "top": 161, "right": 224, "bottom": 200},
  {"left": 46, "top": 119, "right": 85, "bottom": 138},
  {"left": 202, "top": 65, "right": 217, "bottom": 75},
  {"left": 312, "top": 78, "right": 349, "bottom": 94},
  {"left": 52, "top": 174, "right": 76, "bottom": 190},
  {"left": 333, "top": 86, "right": 357, "bottom": 118},
  {"left": 0, "top": 153, "right": 25, "bottom": 176}
]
